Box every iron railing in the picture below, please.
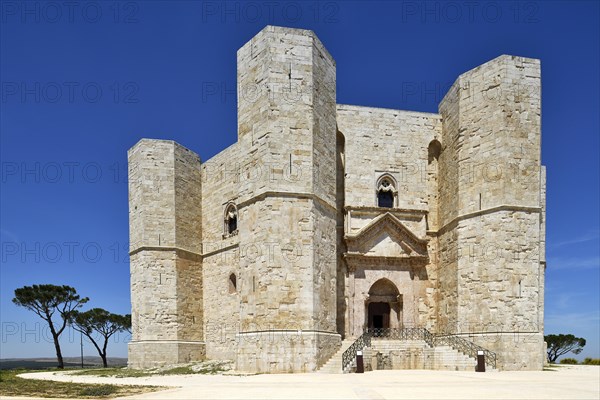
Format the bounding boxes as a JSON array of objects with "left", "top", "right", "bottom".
[
  {"left": 341, "top": 328, "right": 497, "bottom": 372},
  {"left": 434, "top": 333, "right": 497, "bottom": 369},
  {"left": 342, "top": 332, "right": 371, "bottom": 372},
  {"left": 366, "top": 327, "right": 435, "bottom": 346}
]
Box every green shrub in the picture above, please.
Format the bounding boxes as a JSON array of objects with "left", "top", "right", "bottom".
[
  {"left": 559, "top": 358, "right": 578, "bottom": 364},
  {"left": 78, "top": 385, "right": 117, "bottom": 397},
  {"left": 582, "top": 358, "right": 600, "bottom": 365}
]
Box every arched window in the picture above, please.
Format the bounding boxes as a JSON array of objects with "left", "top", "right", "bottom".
[
  {"left": 224, "top": 203, "right": 238, "bottom": 237},
  {"left": 428, "top": 139, "right": 442, "bottom": 165},
  {"left": 376, "top": 174, "right": 397, "bottom": 208},
  {"left": 228, "top": 273, "right": 237, "bottom": 294}
]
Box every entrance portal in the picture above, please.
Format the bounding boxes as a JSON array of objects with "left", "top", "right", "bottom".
[
  {"left": 368, "top": 302, "right": 390, "bottom": 330},
  {"left": 364, "top": 278, "right": 402, "bottom": 335}
]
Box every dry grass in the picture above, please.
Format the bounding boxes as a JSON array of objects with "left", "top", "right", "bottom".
[
  {"left": 73, "top": 366, "right": 153, "bottom": 378},
  {"left": 0, "top": 369, "right": 164, "bottom": 398},
  {"left": 73, "top": 360, "right": 232, "bottom": 378}
]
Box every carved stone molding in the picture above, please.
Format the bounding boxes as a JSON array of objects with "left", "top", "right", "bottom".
[{"left": 344, "top": 212, "right": 429, "bottom": 267}]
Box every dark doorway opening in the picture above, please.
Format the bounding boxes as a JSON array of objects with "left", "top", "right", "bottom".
[
  {"left": 373, "top": 315, "right": 384, "bottom": 329},
  {"left": 368, "top": 302, "right": 390, "bottom": 336}
]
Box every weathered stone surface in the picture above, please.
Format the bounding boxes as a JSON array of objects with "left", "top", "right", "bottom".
[{"left": 128, "top": 26, "right": 545, "bottom": 372}]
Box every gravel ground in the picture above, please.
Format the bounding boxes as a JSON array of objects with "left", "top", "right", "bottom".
[{"left": 5, "top": 364, "right": 599, "bottom": 400}]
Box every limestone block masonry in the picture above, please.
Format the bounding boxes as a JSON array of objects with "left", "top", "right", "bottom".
[{"left": 128, "top": 26, "right": 546, "bottom": 372}]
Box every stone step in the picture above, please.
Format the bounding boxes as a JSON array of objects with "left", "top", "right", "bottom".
[
  {"left": 316, "top": 340, "right": 356, "bottom": 374},
  {"left": 318, "top": 338, "right": 495, "bottom": 373},
  {"left": 368, "top": 339, "right": 492, "bottom": 371}
]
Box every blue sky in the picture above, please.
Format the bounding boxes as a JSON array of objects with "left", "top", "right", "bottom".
[{"left": 1, "top": 1, "right": 598, "bottom": 362}]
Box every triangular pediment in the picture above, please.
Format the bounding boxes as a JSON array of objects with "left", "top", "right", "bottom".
[{"left": 345, "top": 212, "right": 428, "bottom": 260}]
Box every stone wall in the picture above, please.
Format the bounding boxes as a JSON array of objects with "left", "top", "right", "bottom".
[
  {"left": 200, "top": 143, "right": 241, "bottom": 360},
  {"left": 128, "top": 140, "right": 177, "bottom": 249},
  {"left": 232, "top": 26, "right": 340, "bottom": 372},
  {"left": 436, "top": 81, "right": 460, "bottom": 333},
  {"left": 337, "top": 107, "right": 442, "bottom": 339},
  {"left": 371, "top": 346, "right": 476, "bottom": 371},
  {"left": 236, "top": 331, "right": 340, "bottom": 373},
  {"left": 335, "top": 132, "right": 347, "bottom": 336},
  {"left": 128, "top": 341, "right": 205, "bottom": 369},
  {"left": 463, "top": 333, "right": 545, "bottom": 371},
  {"left": 437, "top": 55, "right": 545, "bottom": 370},
  {"left": 128, "top": 140, "right": 204, "bottom": 368},
  {"left": 200, "top": 143, "right": 240, "bottom": 243},
  {"left": 337, "top": 106, "right": 441, "bottom": 210}
]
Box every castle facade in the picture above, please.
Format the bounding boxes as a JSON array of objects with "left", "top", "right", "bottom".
[{"left": 127, "top": 26, "right": 546, "bottom": 372}]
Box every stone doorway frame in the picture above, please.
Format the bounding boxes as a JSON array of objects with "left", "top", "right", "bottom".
[{"left": 363, "top": 278, "right": 403, "bottom": 332}]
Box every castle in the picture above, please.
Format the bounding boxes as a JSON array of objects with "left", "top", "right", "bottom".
[{"left": 127, "top": 26, "right": 546, "bottom": 372}]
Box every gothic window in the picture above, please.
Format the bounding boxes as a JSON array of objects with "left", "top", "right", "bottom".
[
  {"left": 228, "top": 213, "right": 237, "bottom": 233},
  {"left": 224, "top": 203, "right": 238, "bottom": 237},
  {"left": 376, "top": 175, "right": 397, "bottom": 208},
  {"left": 428, "top": 139, "right": 442, "bottom": 165},
  {"left": 228, "top": 273, "right": 237, "bottom": 294}
]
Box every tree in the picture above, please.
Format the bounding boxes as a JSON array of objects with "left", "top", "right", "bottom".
[
  {"left": 70, "top": 308, "right": 131, "bottom": 368},
  {"left": 545, "top": 334, "right": 586, "bottom": 363},
  {"left": 13, "top": 284, "right": 89, "bottom": 369}
]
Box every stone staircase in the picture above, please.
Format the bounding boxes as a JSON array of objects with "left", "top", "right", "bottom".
[
  {"left": 317, "top": 338, "right": 490, "bottom": 373},
  {"left": 316, "top": 340, "right": 355, "bottom": 374},
  {"left": 433, "top": 345, "right": 480, "bottom": 370},
  {"left": 317, "top": 328, "right": 497, "bottom": 373},
  {"left": 370, "top": 339, "right": 478, "bottom": 371}
]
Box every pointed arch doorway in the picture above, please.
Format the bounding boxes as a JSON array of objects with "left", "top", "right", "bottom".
[{"left": 365, "top": 278, "right": 402, "bottom": 334}]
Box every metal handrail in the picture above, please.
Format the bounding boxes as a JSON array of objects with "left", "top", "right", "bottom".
[
  {"left": 340, "top": 328, "right": 497, "bottom": 372},
  {"left": 363, "top": 327, "right": 497, "bottom": 369},
  {"left": 342, "top": 332, "right": 371, "bottom": 372},
  {"left": 366, "top": 327, "right": 435, "bottom": 347},
  {"left": 434, "top": 333, "right": 497, "bottom": 369}
]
